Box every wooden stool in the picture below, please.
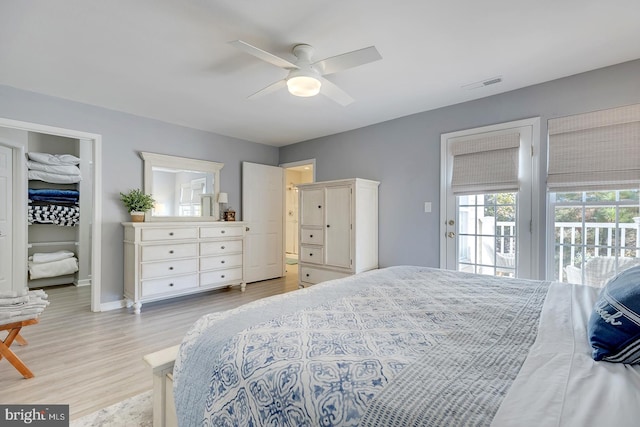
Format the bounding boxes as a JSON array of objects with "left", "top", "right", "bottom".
[{"left": 0, "top": 318, "right": 39, "bottom": 379}]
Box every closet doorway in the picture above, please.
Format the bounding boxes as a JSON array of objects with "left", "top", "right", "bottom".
[
  {"left": 280, "top": 160, "right": 315, "bottom": 274},
  {"left": 0, "top": 118, "right": 102, "bottom": 312}
]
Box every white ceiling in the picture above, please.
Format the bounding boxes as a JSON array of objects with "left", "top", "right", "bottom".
[{"left": 1, "top": 0, "right": 639, "bottom": 147}]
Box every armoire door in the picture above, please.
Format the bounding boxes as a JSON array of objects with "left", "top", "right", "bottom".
[
  {"left": 324, "top": 185, "right": 352, "bottom": 268},
  {"left": 300, "top": 188, "right": 324, "bottom": 227}
]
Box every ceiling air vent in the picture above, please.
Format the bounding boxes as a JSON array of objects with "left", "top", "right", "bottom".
[{"left": 462, "top": 76, "right": 503, "bottom": 90}]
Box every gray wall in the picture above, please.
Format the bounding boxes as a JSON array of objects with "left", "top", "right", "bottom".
[
  {"left": 0, "top": 85, "right": 279, "bottom": 303},
  {"left": 279, "top": 59, "right": 640, "bottom": 278}
]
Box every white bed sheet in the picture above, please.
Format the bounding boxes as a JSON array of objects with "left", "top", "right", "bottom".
[{"left": 492, "top": 281, "right": 640, "bottom": 426}]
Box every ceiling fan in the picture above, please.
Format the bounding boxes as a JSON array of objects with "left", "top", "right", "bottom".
[{"left": 229, "top": 40, "right": 382, "bottom": 106}]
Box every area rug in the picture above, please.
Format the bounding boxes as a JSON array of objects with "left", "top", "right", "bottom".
[
  {"left": 70, "top": 390, "right": 152, "bottom": 427},
  {"left": 286, "top": 257, "right": 298, "bottom": 265}
]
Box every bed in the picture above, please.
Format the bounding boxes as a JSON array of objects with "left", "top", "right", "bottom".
[{"left": 144, "top": 266, "right": 640, "bottom": 426}]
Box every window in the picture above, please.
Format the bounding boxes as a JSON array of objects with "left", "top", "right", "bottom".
[
  {"left": 458, "top": 193, "right": 518, "bottom": 277},
  {"left": 550, "top": 189, "right": 640, "bottom": 286},
  {"left": 547, "top": 104, "right": 640, "bottom": 285}
]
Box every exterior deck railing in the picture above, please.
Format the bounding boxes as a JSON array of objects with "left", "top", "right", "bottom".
[{"left": 495, "top": 220, "right": 640, "bottom": 282}]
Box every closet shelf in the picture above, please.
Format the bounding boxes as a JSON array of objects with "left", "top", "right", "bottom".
[{"left": 28, "top": 241, "right": 78, "bottom": 248}]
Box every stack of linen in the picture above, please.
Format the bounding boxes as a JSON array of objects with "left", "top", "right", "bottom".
[
  {"left": 28, "top": 188, "right": 80, "bottom": 226},
  {"left": 27, "top": 152, "right": 81, "bottom": 184},
  {"left": 28, "top": 250, "right": 79, "bottom": 280},
  {"left": 0, "top": 288, "right": 49, "bottom": 324}
]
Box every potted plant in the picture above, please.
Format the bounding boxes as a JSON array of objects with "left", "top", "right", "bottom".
[{"left": 120, "top": 189, "right": 155, "bottom": 222}]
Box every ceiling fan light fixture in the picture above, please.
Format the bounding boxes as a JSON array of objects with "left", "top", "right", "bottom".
[{"left": 287, "top": 75, "right": 321, "bottom": 97}]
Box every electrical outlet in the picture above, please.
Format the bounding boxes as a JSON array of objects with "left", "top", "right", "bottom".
[{"left": 424, "top": 202, "right": 432, "bottom": 213}]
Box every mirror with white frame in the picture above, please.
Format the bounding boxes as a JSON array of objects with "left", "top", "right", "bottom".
[{"left": 140, "top": 152, "right": 224, "bottom": 221}]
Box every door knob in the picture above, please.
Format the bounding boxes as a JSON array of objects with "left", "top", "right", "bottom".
[
  {"left": 448, "top": 219, "right": 455, "bottom": 226},
  {"left": 447, "top": 231, "right": 456, "bottom": 238},
  {"left": 245, "top": 227, "right": 250, "bottom": 231}
]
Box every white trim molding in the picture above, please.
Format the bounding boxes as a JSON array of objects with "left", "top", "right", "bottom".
[{"left": 0, "top": 117, "right": 103, "bottom": 312}]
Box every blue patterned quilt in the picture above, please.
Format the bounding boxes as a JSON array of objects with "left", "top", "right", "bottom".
[{"left": 174, "top": 266, "right": 550, "bottom": 426}]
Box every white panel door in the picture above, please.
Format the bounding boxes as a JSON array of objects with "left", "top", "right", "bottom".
[
  {"left": 242, "top": 162, "right": 284, "bottom": 283},
  {"left": 0, "top": 145, "right": 12, "bottom": 292},
  {"left": 440, "top": 119, "right": 536, "bottom": 279},
  {"left": 325, "top": 185, "right": 352, "bottom": 268}
]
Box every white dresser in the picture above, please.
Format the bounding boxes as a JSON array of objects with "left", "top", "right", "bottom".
[
  {"left": 297, "top": 178, "right": 379, "bottom": 287},
  {"left": 123, "top": 221, "right": 245, "bottom": 313}
]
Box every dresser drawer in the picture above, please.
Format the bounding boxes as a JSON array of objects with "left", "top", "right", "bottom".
[
  {"left": 141, "top": 243, "right": 197, "bottom": 262},
  {"left": 141, "top": 258, "right": 198, "bottom": 280},
  {"left": 300, "top": 228, "right": 323, "bottom": 245},
  {"left": 200, "top": 239, "right": 243, "bottom": 256},
  {"left": 141, "top": 274, "right": 197, "bottom": 297},
  {"left": 200, "top": 226, "right": 244, "bottom": 239},
  {"left": 300, "top": 266, "right": 350, "bottom": 285},
  {"left": 200, "top": 254, "right": 243, "bottom": 271},
  {"left": 200, "top": 267, "right": 243, "bottom": 287},
  {"left": 141, "top": 227, "right": 198, "bottom": 241},
  {"left": 300, "top": 246, "right": 324, "bottom": 264}
]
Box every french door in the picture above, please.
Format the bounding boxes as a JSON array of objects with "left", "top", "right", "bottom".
[{"left": 440, "top": 118, "right": 539, "bottom": 279}]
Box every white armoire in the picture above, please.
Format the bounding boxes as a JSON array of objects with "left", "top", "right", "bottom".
[{"left": 297, "top": 178, "right": 379, "bottom": 287}]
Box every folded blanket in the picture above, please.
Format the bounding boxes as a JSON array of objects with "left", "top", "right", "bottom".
[
  {"left": 28, "top": 204, "right": 80, "bottom": 226},
  {"left": 28, "top": 257, "right": 78, "bottom": 280},
  {"left": 0, "top": 288, "right": 29, "bottom": 299},
  {"left": 30, "top": 250, "right": 75, "bottom": 264},
  {"left": 0, "top": 295, "right": 30, "bottom": 306},
  {"left": 28, "top": 188, "right": 80, "bottom": 198},
  {"left": 0, "top": 313, "right": 44, "bottom": 323},
  {"left": 28, "top": 152, "right": 80, "bottom": 166},
  {"left": 27, "top": 160, "right": 81, "bottom": 176},
  {"left": 28, "top": 170, "right": 81, "bottom": 184},
  {"left": 0, "top": 289, "right": 49, "bottom": 323}
]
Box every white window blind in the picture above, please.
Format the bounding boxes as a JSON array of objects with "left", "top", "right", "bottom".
[
  {"left": 548, "top": 103, "right": 640, "bottom": 191},
  {"left": 451, "top": 132, "right": 521, "bottom": 195}
]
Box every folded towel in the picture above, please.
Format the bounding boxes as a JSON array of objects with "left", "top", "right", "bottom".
[
  {"left": 27, "top": 160, "right": 81, "bottom": 176},
  {"left": 28, "top": 257, "right": 78, "bottom": 280},
  {"left": 0, "top": 313, "right": 43, "bottom": 323},
  {"left": 28, "top": 152, "right": 80, "bottom": 166},
  {"left": 0, "top": 288, "right": 29, "bottom": 299},
  {"left": 28, "top": 170, "right": 81, "bottom": 184},
  {"left": 30, "top": 250, "right": 75, "bottom": 264},
  {"left": 0, "top": 295, "right": 30, "bottom": 306}
]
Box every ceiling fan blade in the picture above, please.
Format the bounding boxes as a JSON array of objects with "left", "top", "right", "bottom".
[
  {"left": 319, "top": 77, "right": 354, "bottom": 106},
  {"left": 314, "top": 46, "right": 381, "bottom": 76},
  {"left": 247, "top": 79, "right": 287, "bottom": 100},
  {"left": 228, "top": 40, "right": 298, "bottom": 70}
]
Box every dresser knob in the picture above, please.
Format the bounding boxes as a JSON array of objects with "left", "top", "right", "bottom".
[
  {"left": 221, "top": 274, "right": 225, "bottom": 278},
  {"left": 221, "top": 260, "right": 225, "bottom": 264},
  {"left": 309, "top": 234, "right": 313, "bottom": 238},
  {"left": 169, "top": 232, "right": 174, "bottom": 236},
  {"left": 169, "top": 266, "right": 174, "bottom": 270},
  {"left": 221, "top": 246, "right": 225, "bottom": 250},
  {"left": 318, "top": 205, "right": 322, "bottom": 209},
  {"left": 221, "top": 230, "right": 225, "bottom": 234},
  {"left": 169, "top": 283, "right": 174, "bottom": 287},
  {"left": 327, "top": 224, "right": 330, "bottom": 228},
  {"left": 309, "top": 253, "right": 313, "bottom": 257},
  {"left": 169, "top": 250, "right": 174, "bottom": 254},
  {"left": 306, "top": 273, "right": 310, "bottom": 277}
]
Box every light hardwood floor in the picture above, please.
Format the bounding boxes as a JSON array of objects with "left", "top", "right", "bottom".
[{"left": 0, "top": 265, "right": 300, "bottom": 420}]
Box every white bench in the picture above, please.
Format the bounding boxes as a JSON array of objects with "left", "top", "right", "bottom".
[{"left": 143, "top": 345, "right": 179, "bottom": 427}]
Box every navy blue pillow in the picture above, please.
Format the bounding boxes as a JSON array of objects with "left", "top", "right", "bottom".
[{"left": 588, "top": 265, "right": 640, "bottom": 364}]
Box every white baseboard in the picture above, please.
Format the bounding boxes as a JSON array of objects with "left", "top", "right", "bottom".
[
  {"left": 75, "top": 279, "right": 92, "bottom": 287},
  {"left": 100, "top": 299, "right": 127, "bottom": 312}
]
